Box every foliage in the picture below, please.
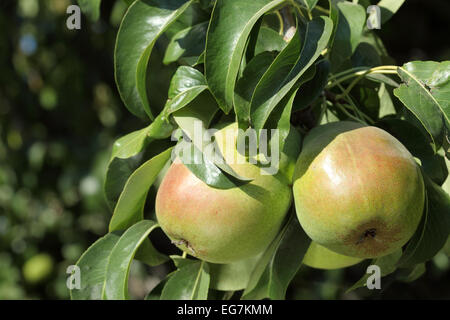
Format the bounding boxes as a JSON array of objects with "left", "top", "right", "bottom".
[
  {"left": 2, "top": 0, "right": 450, "bottom": 300},
  {"left": 67, "top": 0, "right": 450, "bottom": 300}
]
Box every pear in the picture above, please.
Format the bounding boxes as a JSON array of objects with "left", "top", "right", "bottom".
[
  {"left": 156, "top": 123, "right": 300, "bottom": 263},
  {"left": 293, "top": 121, "right": 425, "bottom": 258}
]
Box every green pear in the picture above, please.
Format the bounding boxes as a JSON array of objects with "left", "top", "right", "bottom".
[
  {"left": 303, "top": 242, "right": 363, "bottom": 270},
  {"left": 293, "top": 121, "right": 425, "bottom": 259},
  {"left": 156, "top": 123, "right": 300, "bottom": 263}
]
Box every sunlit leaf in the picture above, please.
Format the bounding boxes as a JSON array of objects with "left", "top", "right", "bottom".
[
  {"left": 251, "top": 16, "right": 333, "bottom": 130},
  {"left": 205, "top": 0, "right": 286, "bottom": 113},
  {"left": 115, "top": 0, "right": 193, "bottom": 118},
  {"left": 103, "top": 220, "right": 161, "bottom": 299},
  {"left": 109, "top": 148, "right": 173, "bottom": 232},
  {"left": 242, "top": 214, "right": 311, "bottom": 300},
  {"left": 160, "top": 260, "right": 210, "bottom": 300},
  {"left": 346, "top": 249, "right": 402, "bottom": 292}
]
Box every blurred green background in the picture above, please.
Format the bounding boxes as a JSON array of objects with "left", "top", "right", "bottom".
[{"left": 0, "top": 0, "right": 449, "bottom": 300}]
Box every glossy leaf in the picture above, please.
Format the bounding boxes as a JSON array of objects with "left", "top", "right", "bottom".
[
  {"left": 235, "top": 52, "right": 277, "bottom": 128},
  {"left": 111, "top": 127, "right": 151, "bottom": 160},
  {"left": 205, "top": 0, "right": 286, "bottom": 113},
  {"left": 295, "top": 0, "right": 319, "bottom": 12},
  {"left": 70, "top": 232, "right": 121, "bottom": 300},
  {"left": 109, "top": 148, "right": 173, "bottom": 232},
  {"left": 104, "top": 154, "right": 143, "bottom": 209},
  {"left": 302, "top": 242, "right": 363, "bottom": 270},
  {"left": 109, "top": 114, "right": 174, "bottom": 161},
  {"left": 251, "top": 16, "right": 333, "bottom": 130},
  {"left": 160, "top": 261, "right": 210, "bottom": 300},
  {"left": 242, "top": 215, "right": 311, "bottom": 300},
  {"left": 115, "top": 0, "right": 192, "bottom": 119},
  {"left": 377, "top": 0, "right": 406, "bottom": 24},
  {"left": 351, "top": 42, "right": 382, "bottom": 68},
  {"left": 173, "top": 102, "right": 252, "bottom": 187},
  {"left": 397, "top": 174, "right": 450, "bottom": 268},
  {"left": 329, "top": 1, "right": 366, "bottom": 71},
  {"left": 163, "top": 22, "right": 208, "bottom": 65},
  {"left": 293, "top": 59, "right": 330, "bottom": 111},
  {"left": 394, "top": 61, "right": 450, "bottom": 149},
  {"left": 105, "top": 132, "right": 174, "bottom": 209},
  {"left": 209, "top": 254, "right": 262, "bottom": 291},
  {"left": 145, "top": 275, "right": 172, "bottom": 300},
  {"left": 254, "top": 27, "right": 287, "bottom": 55},
  {"left": 134, "top": 237, "right": 169, "bottom": 267},
  {"left": 164, "top": 66, "right": 208, "bottom": 115},
  {"left": 103, "top": 220, "right": 160, "bottom": 299},
  {"left": 346, "top": 249, "right": 402, "bottom": 292},
  {"left": 443, "top": 157, "right": 450, "bottom": 195},
  {"left": 378, "top": 83, "right": 396, "bottom": 117},
  {"left": 265, "top": 66, "right": 315, "bottom": 151}
]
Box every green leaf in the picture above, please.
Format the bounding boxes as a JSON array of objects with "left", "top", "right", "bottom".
[
  {"left": 115, "top": 0, "right": 193, "bottom": 119},
  {"left": 163, "top": 22, "right": 208, "bottom": 65},
  {"left": 329, "top": 1, "right": 366, "bottom": 72},
  {"left": 265, "top": 66, "right": 315, "bottom": 151},
  {"left": 145, "top": 275, "right": 172, "bottom": 300},
  {"left": 346, "top": 249, "right": 402, "bottom": 292},
  {"left": 242, "top": 214, "right": 311, "bottom": 300},
  {"left": 396, "top": 264, "right": 426, "bottom": 283},
  {"left": 164, "top": 2, "right": 209, "bottom": 38},
  {"left": 359, "top": 29, "right": 394, "bottom": 65},
  {"left": 397, "top": 174, "right": 450, "bottom": 268},
  {"left": 394, "top": 61, "right": 450, "bottom": 150},
  {"left": 377, "top": 0, "right": 405, "bottom": 24},
  {"left": 251, "top": 16, "right": 333, "bottom": 130},
  {"left": 111, "top": 127, "right": 151, "bottom": 160},
  {"left": 295, "top": 0, "right": 319, "bottom": 12},
  {"left": 293, "top": 59, "right": 330, "bottom": 112},
  {"left": 209, "top": 254, "right": 263, "bottom": 291},
  {"left": 205, "top": 0, "right": 286, "bottom": 113},
  {"left": 104, "top": 155, "right": 143, "bottom": 209},
  {"left": 442, "top": 157, "right": 450, "bottom": 195},
  {"left": 254, "top": 26, "right": 287, "bottom": 55},
  {"left": 405, "top": 61, "right": 449, "bottom": 124},
  {"left": 378, "top": 83, "right": 396, "bottom": 117},
  {"left": 134, "top": 237, "right": 169, "bottom": 267},
  {"left": 173, "top": 102, "right": 252, "bottom": 187},
  {"left": 70, "top": 232, "right": 122, "bottom": 300},
  {"left": 105, "top": 134, "right": 174, "bottom": 209},
  {"left": 109, "top": 148, "right": 173, "bottom": 232},
  {"left": 351, "top": 42, "right": 382, "bottom": 68},
  {"left": 235, "top": 52, "right": 278, "bottom": 128},
  {"left": 77, "top": 0, "right": 102, "bottom": 21},
  {"left": 103, "top": 220, "right": 160, "bottom": 300},
  {"left": 302, "top": 242, "right": 363, "bottom": 270},
  {"left": 160, "top": 261, "right": 210, "bottom": 299},
  {"left": 164, "top": 66, "right": 208, "bottom": 115}
]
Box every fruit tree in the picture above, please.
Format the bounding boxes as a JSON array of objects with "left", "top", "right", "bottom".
[{"left": 70, "top": 0, "right": 450, "bottom": 300}]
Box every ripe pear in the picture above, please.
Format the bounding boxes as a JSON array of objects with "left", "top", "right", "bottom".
[
  {"left": 293, "top": 121, "right": 425, "bottom": 259},
  {"left": 156, "top": 123, "right": 299, "bottom": 263}
]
